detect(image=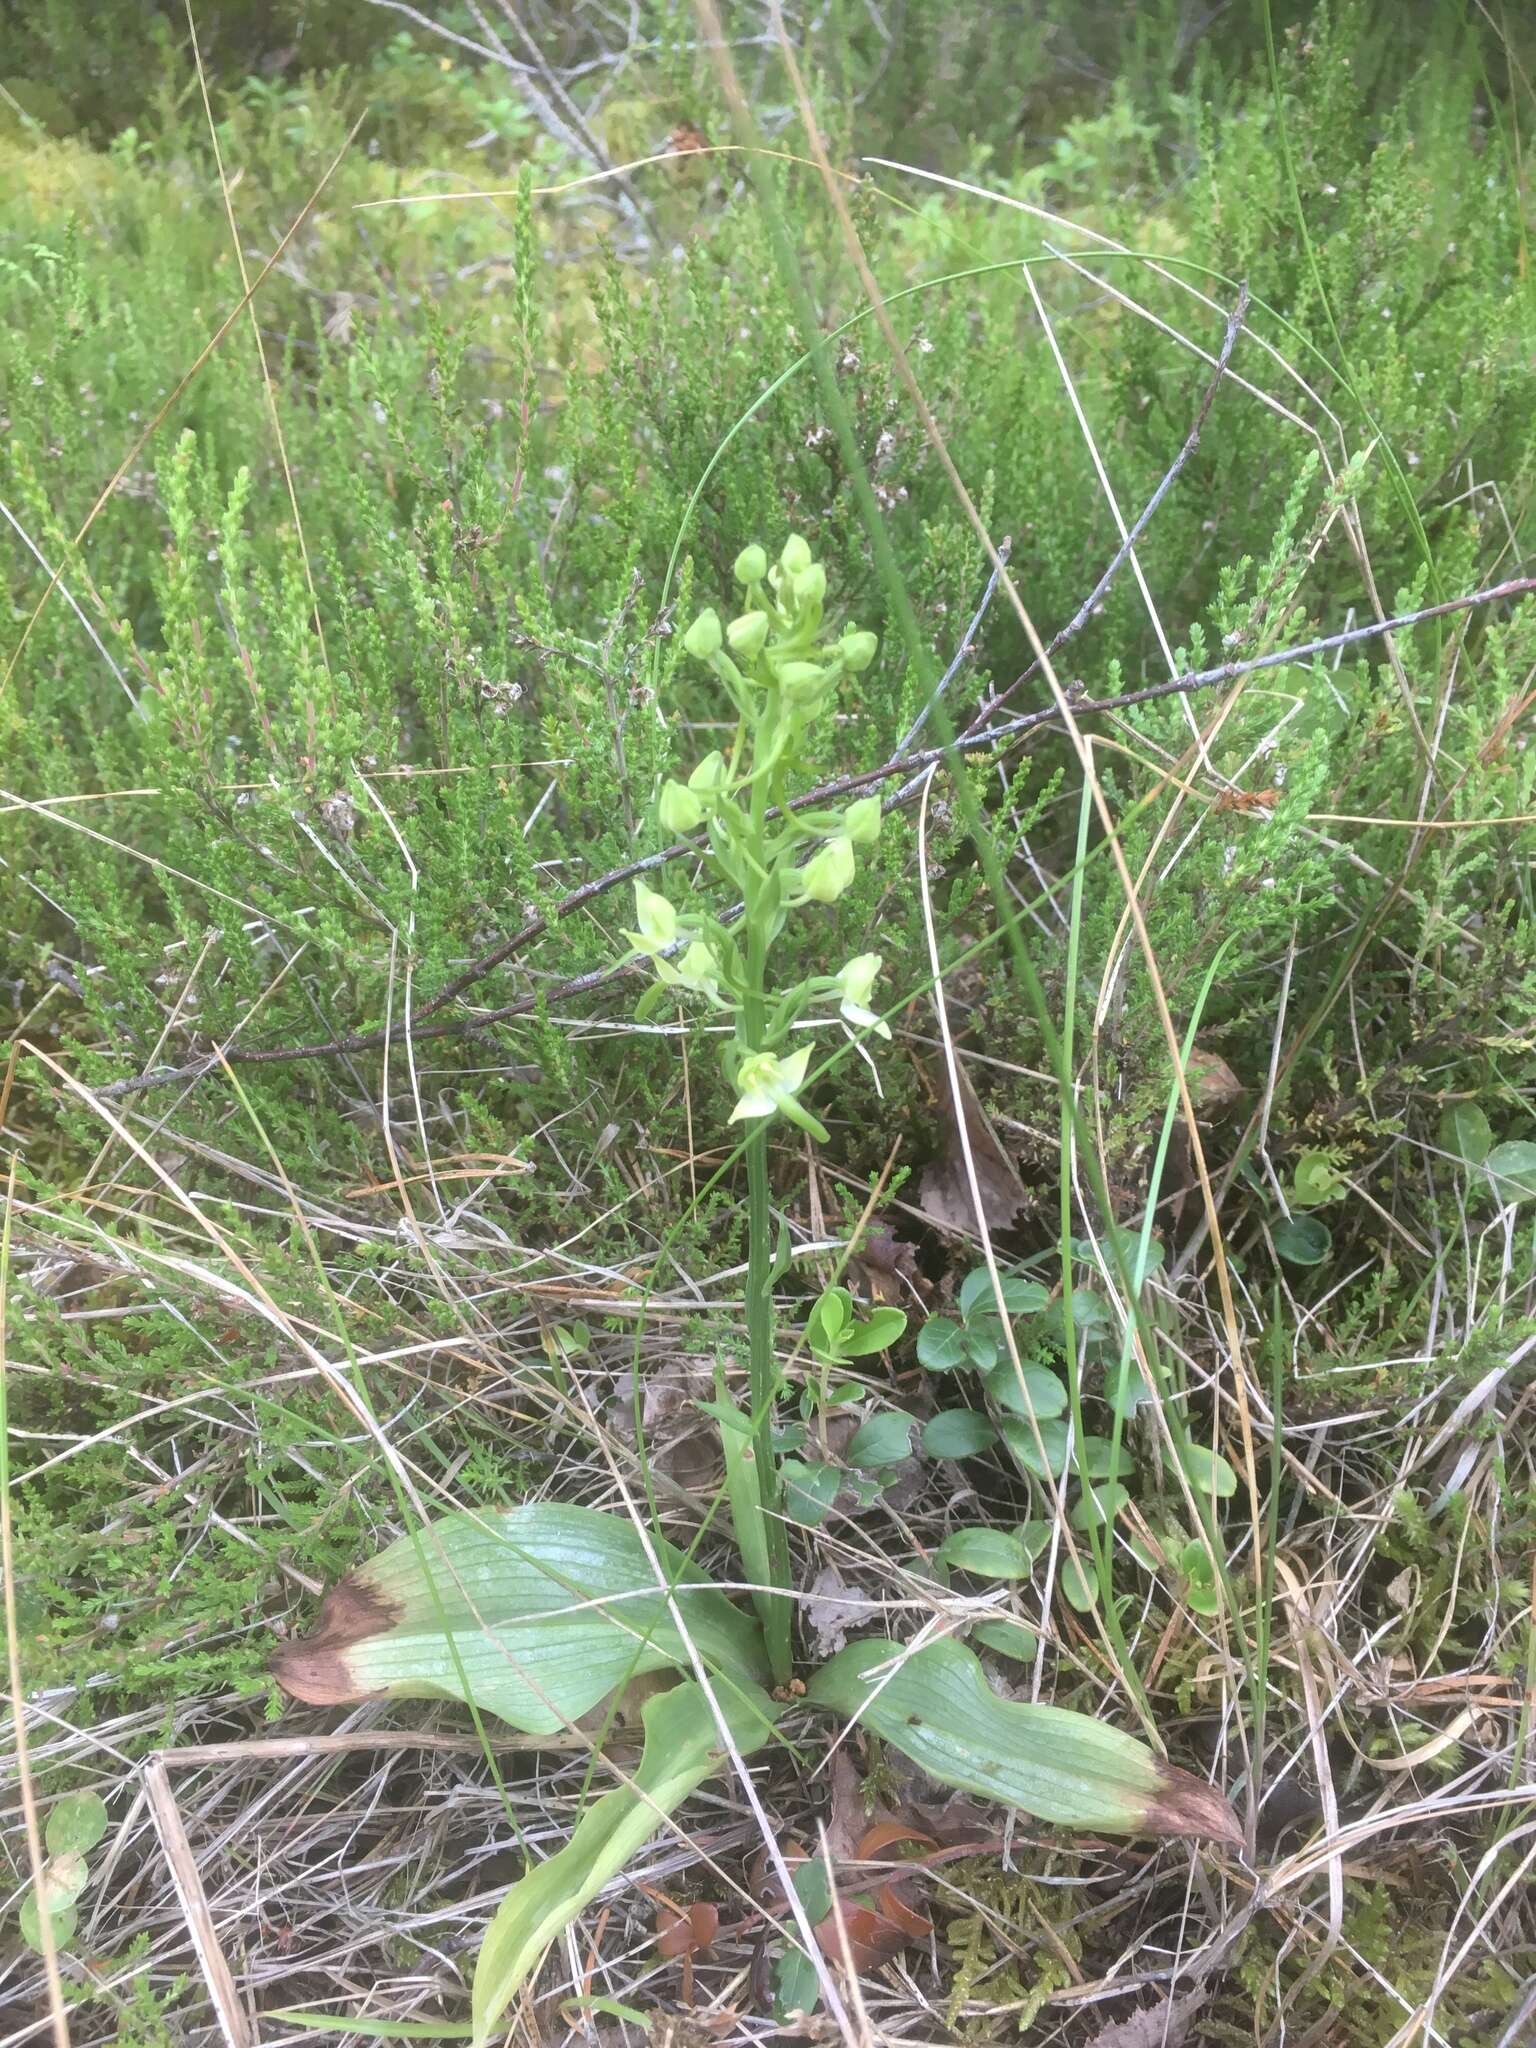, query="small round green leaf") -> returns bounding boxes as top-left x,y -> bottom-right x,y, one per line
997,1416 -> 1070,1479
916,1319 -> 968,1371
1439,1102 -> 1492,1166
963,1321 -> 1004,1371
985,1361 -> 1068,1420
971,1618 -> 1039,1663
921,1409 -> 998,1459
46,1792 -> 108,1858
1272,1214 -> 1331,1266
1484,1141 -> 1536,1204
805,1285 -> 853,1361
773,1945 -> 821,2025
939,1527 -> 1036,1579
1179,1540 -> 1222,1616
1078,1435 -> 1136,1481
1178,1442 -> 1238,1499
782,1460 -> 840,1527
839,1305 -> 909,1357
959,1269 -> 1049,1319
1070,1480 -> 1130,1530
1290,1150 -> 1343,1207
21,1893 -> 78,1954
1106,1361 -> 1153,1417
1064,1289 -> 1114,1337
847,1409 -> 916,1469
1059,1554 -> 1100,1613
